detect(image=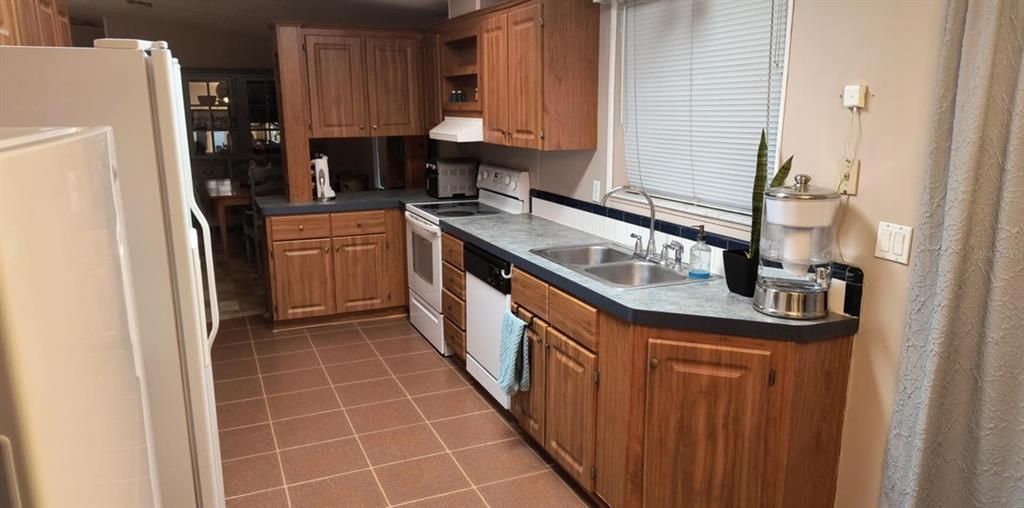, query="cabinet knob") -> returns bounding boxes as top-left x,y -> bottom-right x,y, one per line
649,358 -> 660,369
360,125 -> 365,129
372,124 -> 378,129
323,247 -> 329,253
298,224 -> 304,231
335,246 -> 340,252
